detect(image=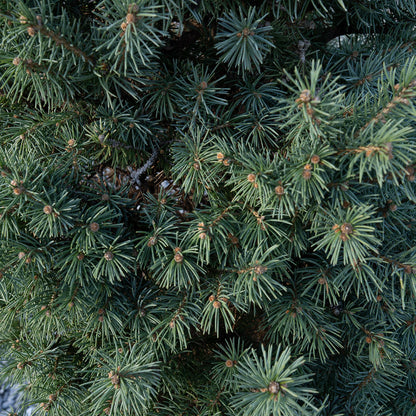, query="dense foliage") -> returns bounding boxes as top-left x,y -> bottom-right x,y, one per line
1,1 -> 416,415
